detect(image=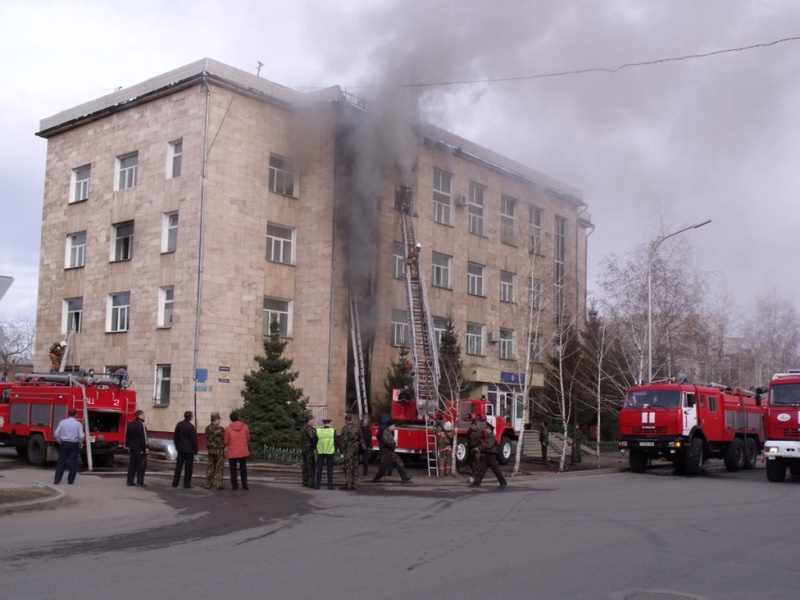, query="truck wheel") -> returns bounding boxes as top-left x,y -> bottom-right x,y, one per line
723,438 -> 746,472
744,437 -> 758,469
685,437 -> 704,475
455,437 -> 467,472
629,449 -> 647,473
497,437 -> 513,465
766,458 -> 786,482
27,434 -> 47,467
